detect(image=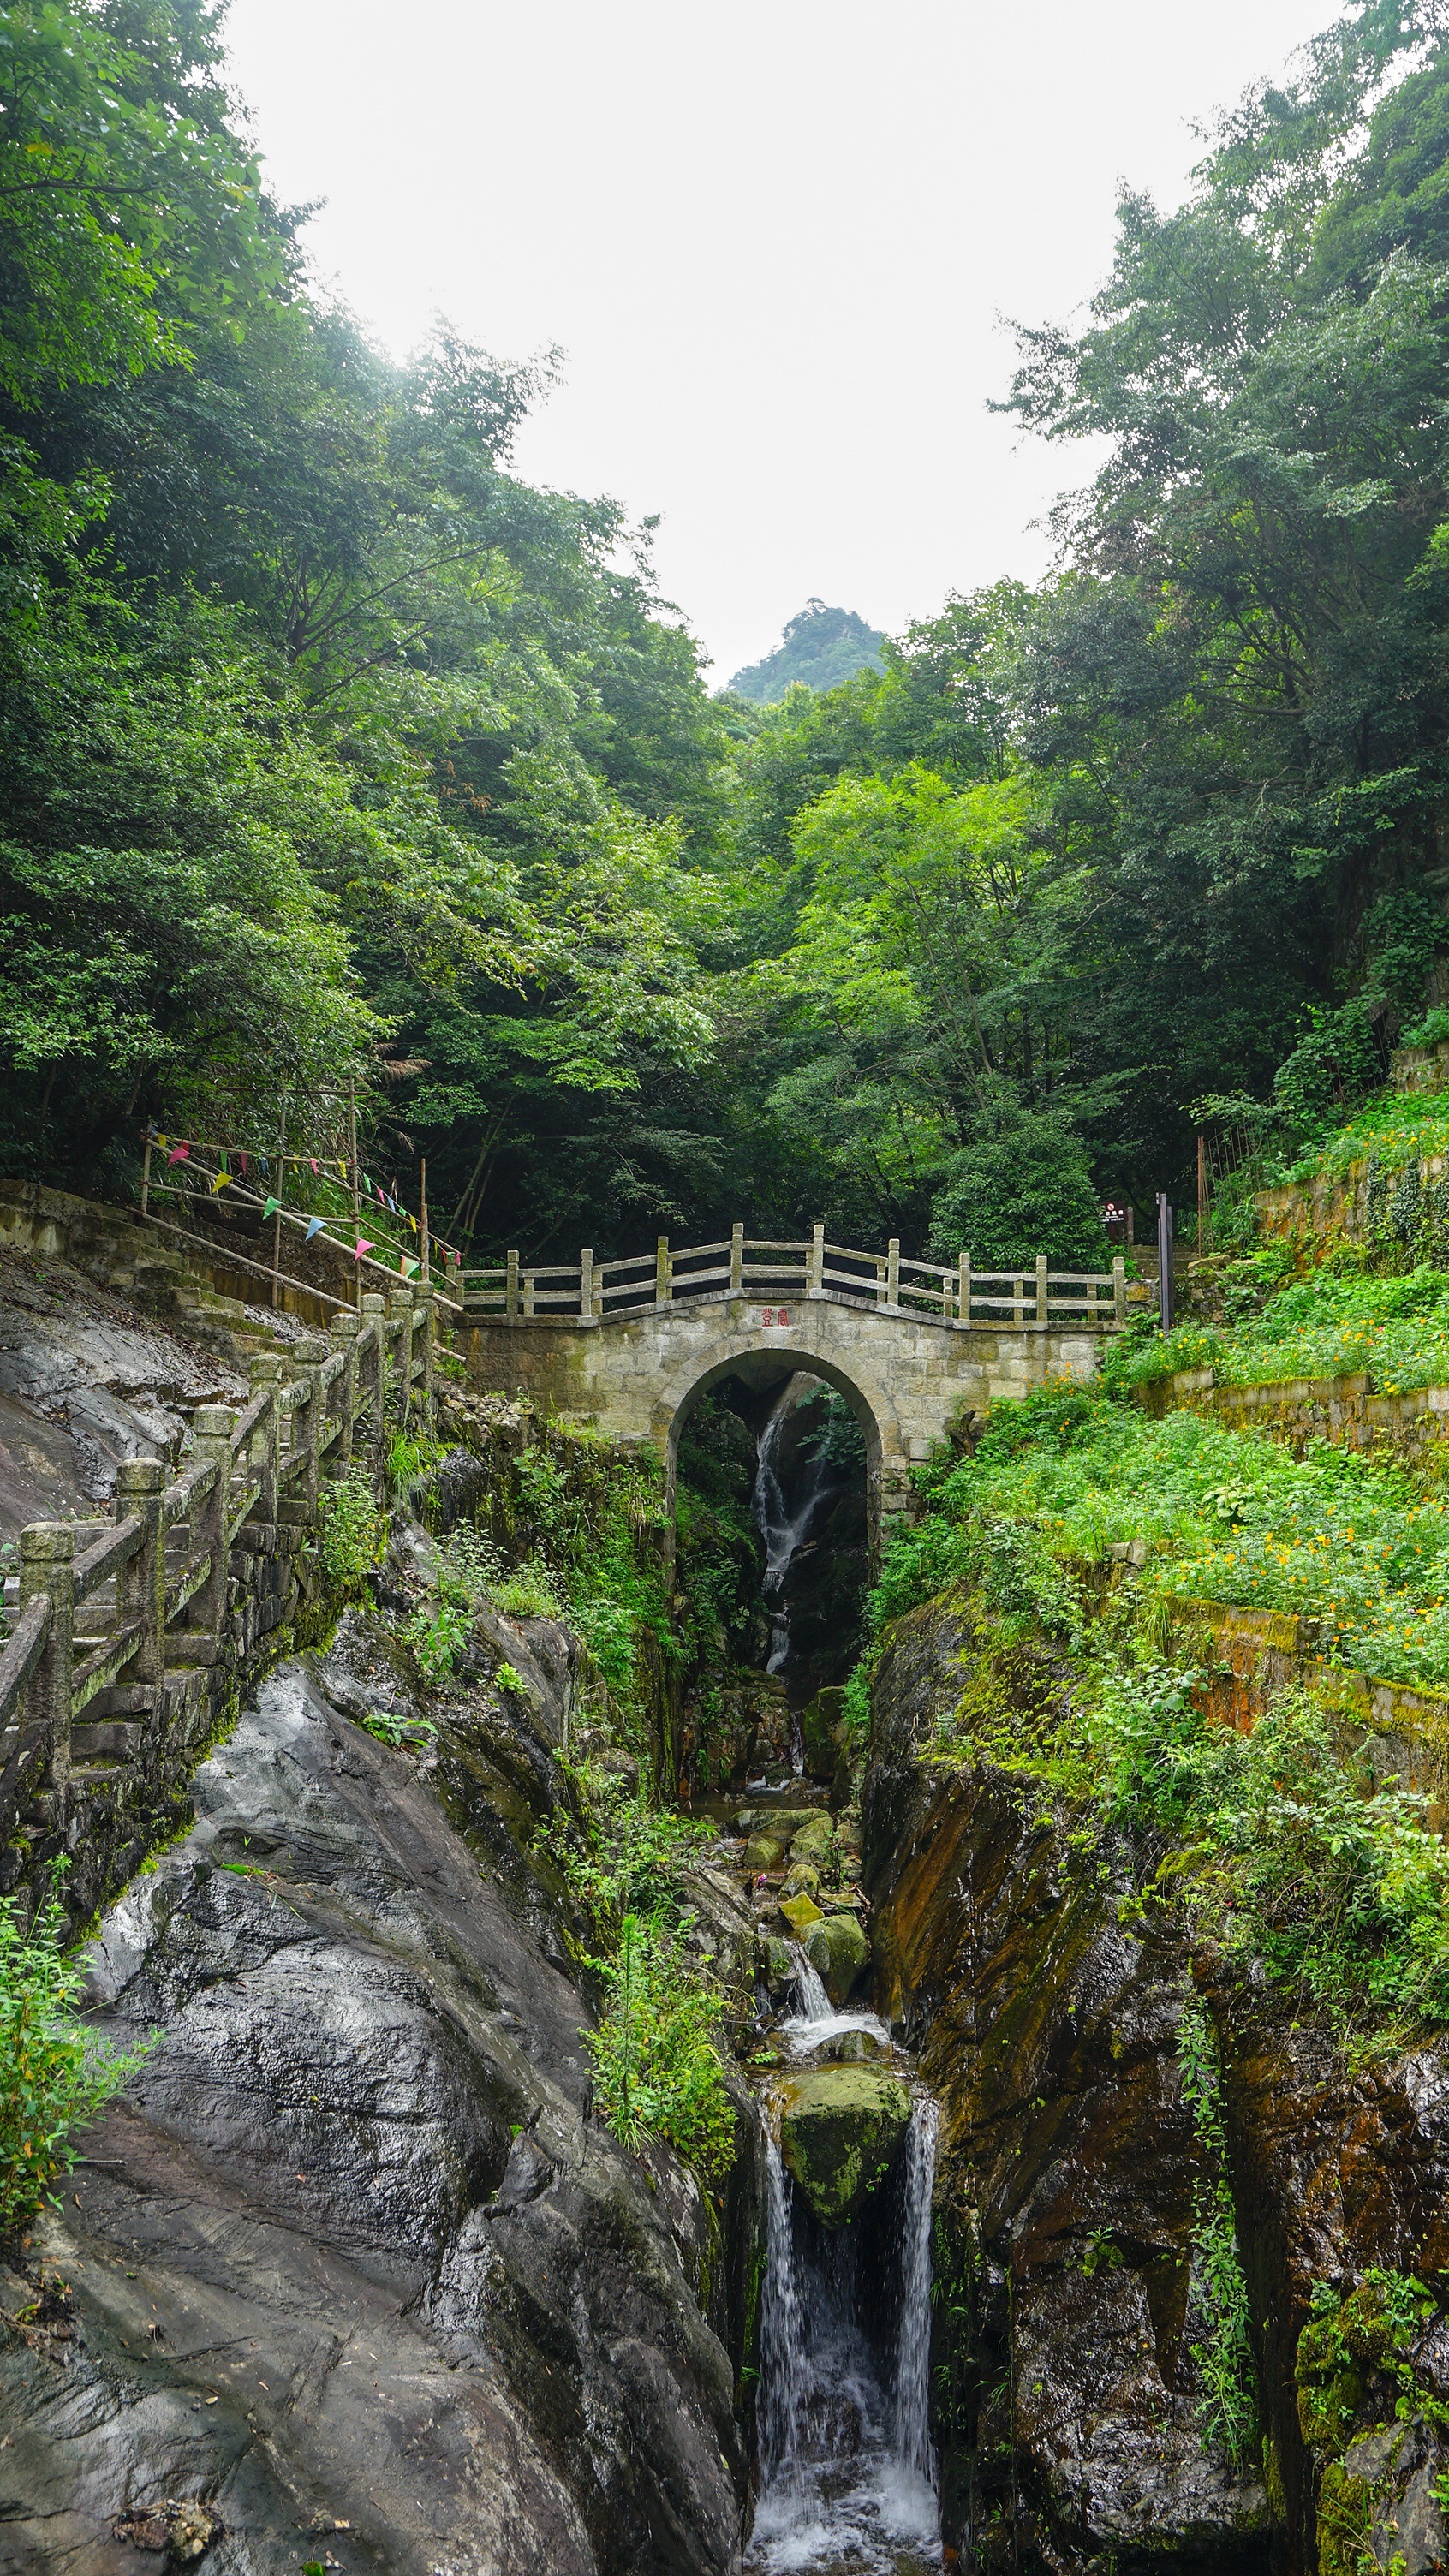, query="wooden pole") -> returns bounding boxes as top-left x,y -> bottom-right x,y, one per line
1196,1132 -> 1208,1254
271,1095 -> 288,1309
347,1083 -> 361,1308
420,1155 -> 429,1284
140,1133 -> 152,1217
